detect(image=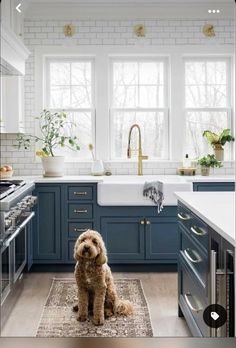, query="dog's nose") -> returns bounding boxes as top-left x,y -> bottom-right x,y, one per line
84,245 -> 90,251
